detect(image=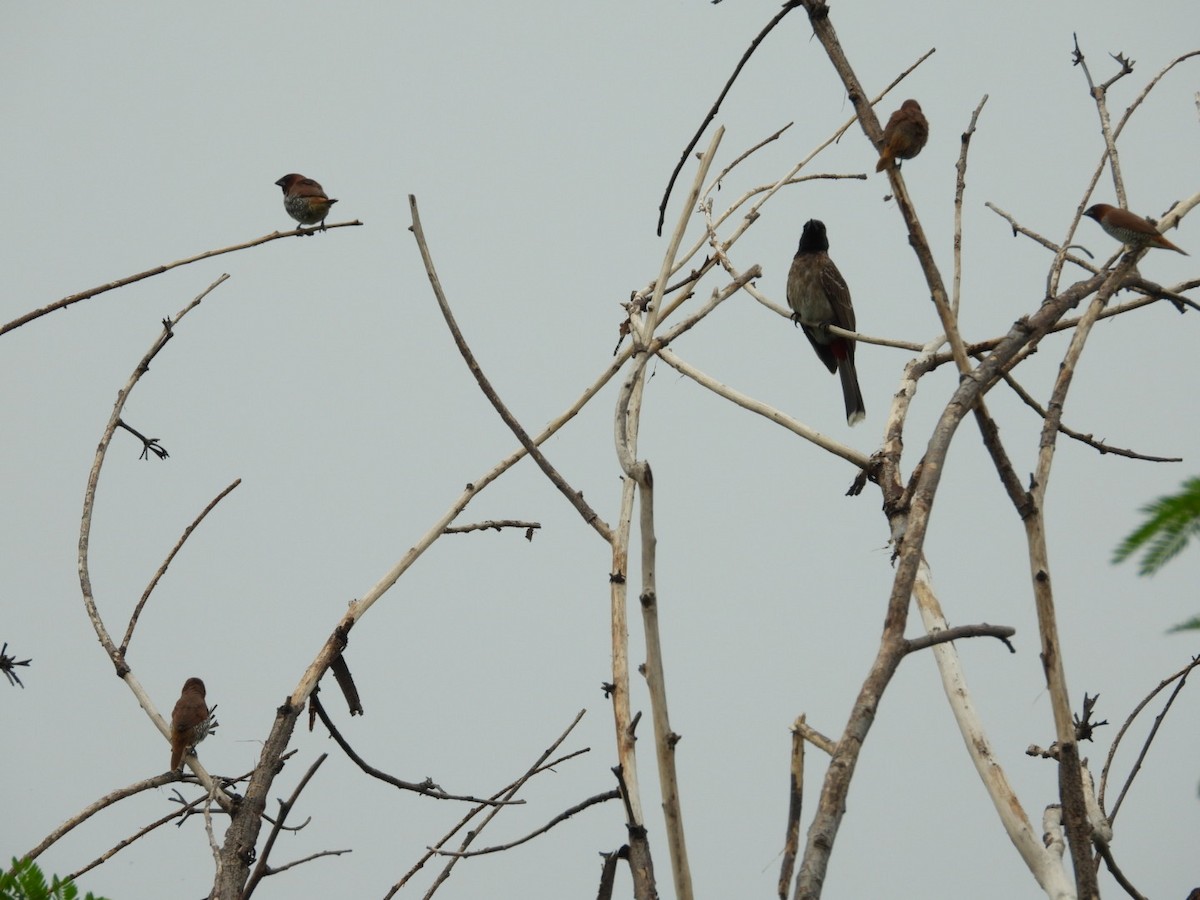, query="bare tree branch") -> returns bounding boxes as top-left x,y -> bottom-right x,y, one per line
0,224 -> 360,338
120,479 -> 242,657
409,194 -> 613,543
